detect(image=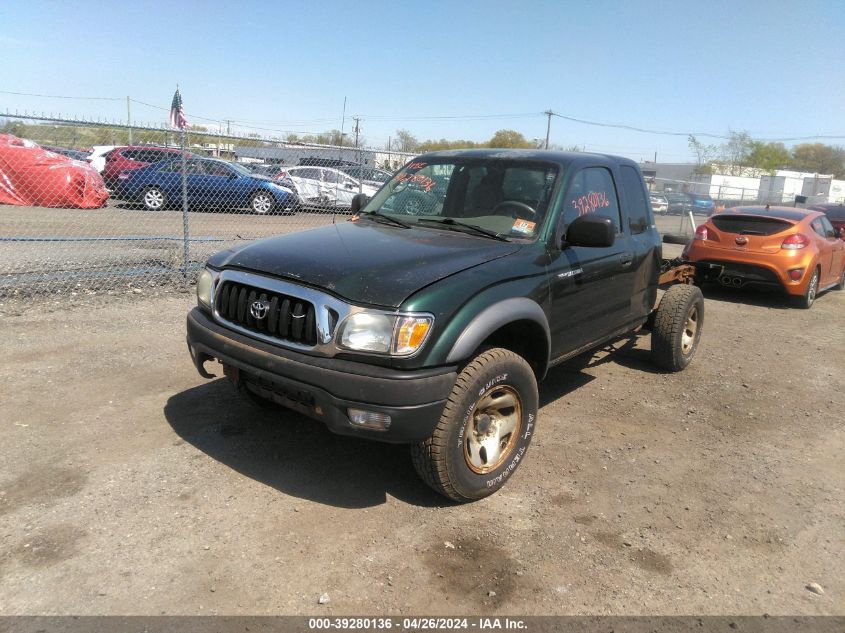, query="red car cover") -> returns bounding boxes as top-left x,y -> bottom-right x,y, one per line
0,134 -> 109,208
